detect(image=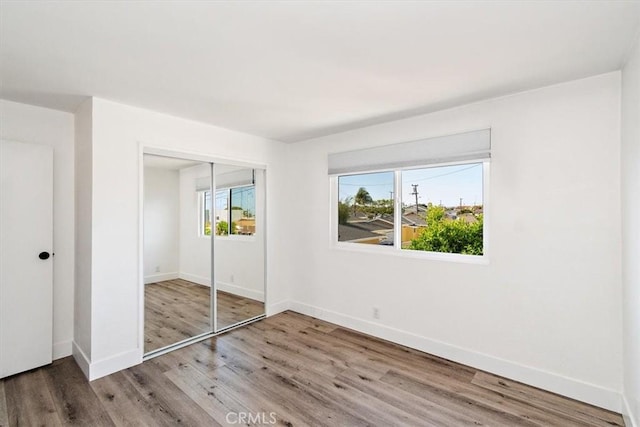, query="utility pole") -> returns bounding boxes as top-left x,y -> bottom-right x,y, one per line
411,184 -> 419,216
459,197 -> 463,207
